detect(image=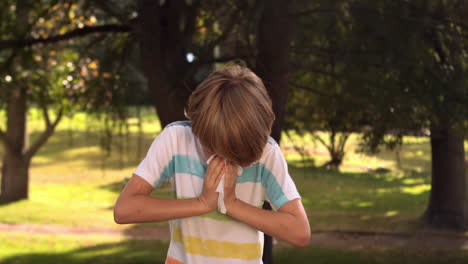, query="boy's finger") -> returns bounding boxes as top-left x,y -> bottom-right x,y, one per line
224,163 -> 236,185
211,156 -> 224,170
209,158 -> 225,183
207,156 -> 223,174
213,166 -> 225,187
